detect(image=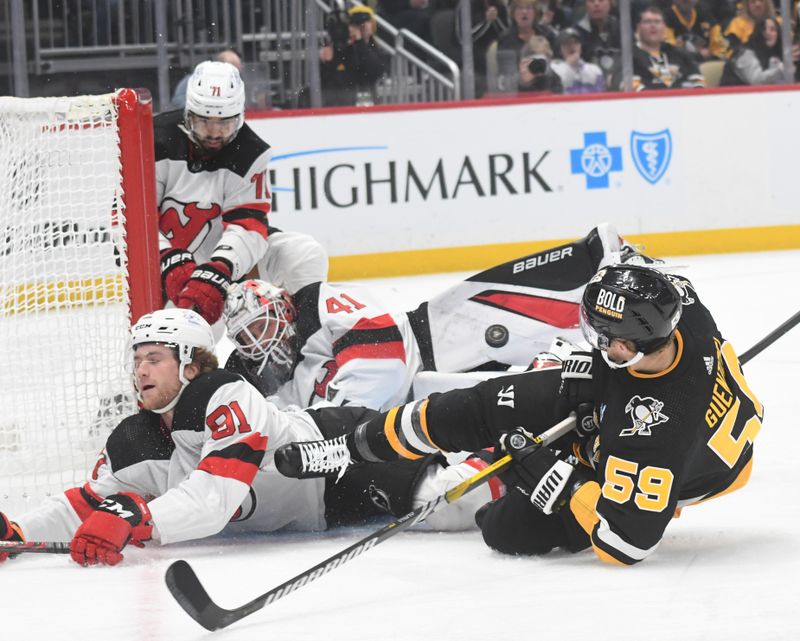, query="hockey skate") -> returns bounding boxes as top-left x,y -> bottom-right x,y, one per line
274,435 -> 352,480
